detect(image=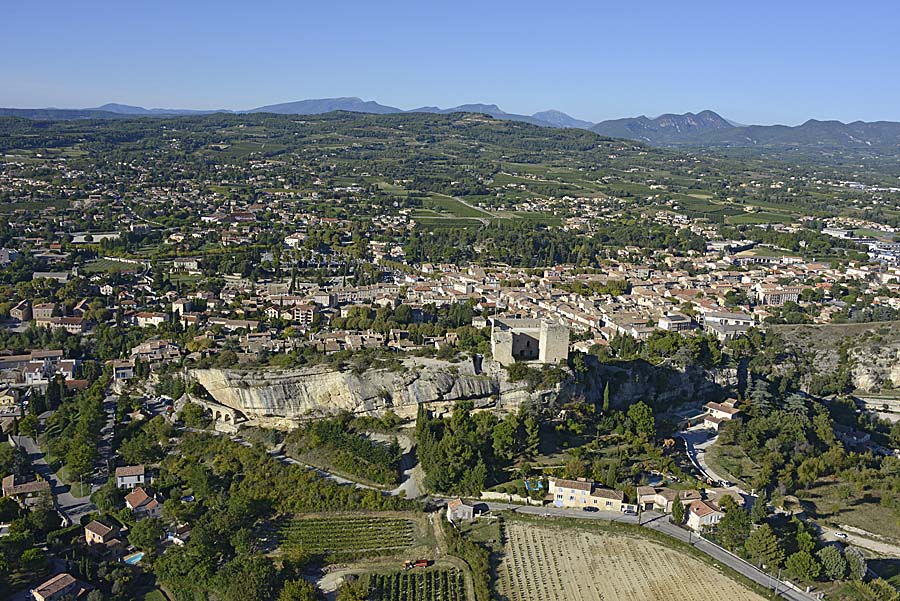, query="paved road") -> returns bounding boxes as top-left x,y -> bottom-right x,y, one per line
470,500 -> 640,524
92,394 -> 118,491
11,435 -> 96,524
